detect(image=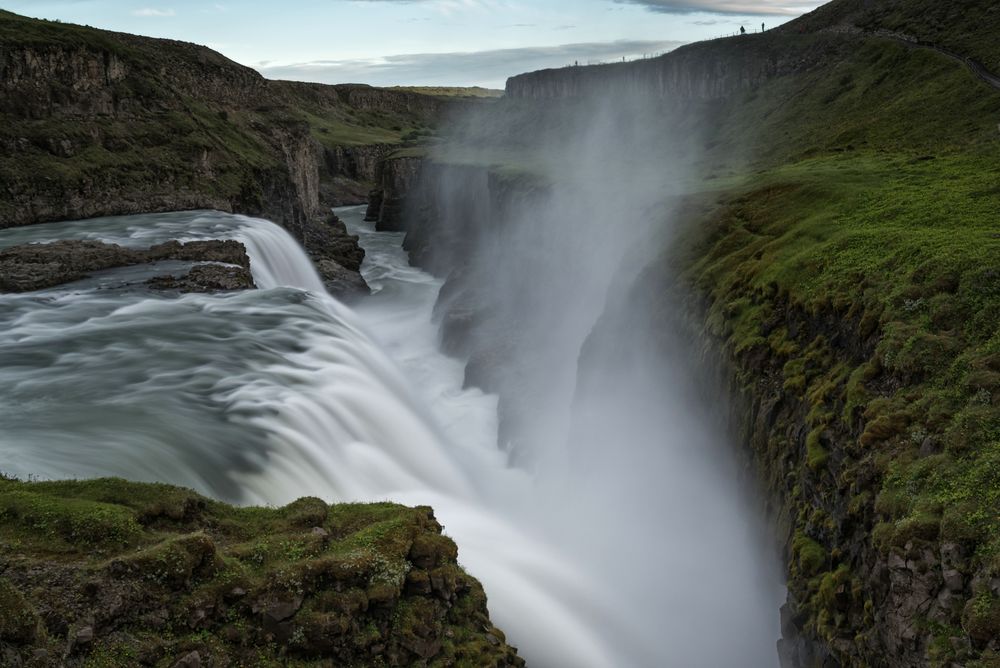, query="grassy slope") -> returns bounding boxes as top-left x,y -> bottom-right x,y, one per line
669,17 -> 1000,663
785,0 -> 1000,73
0,476 -> 522,666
